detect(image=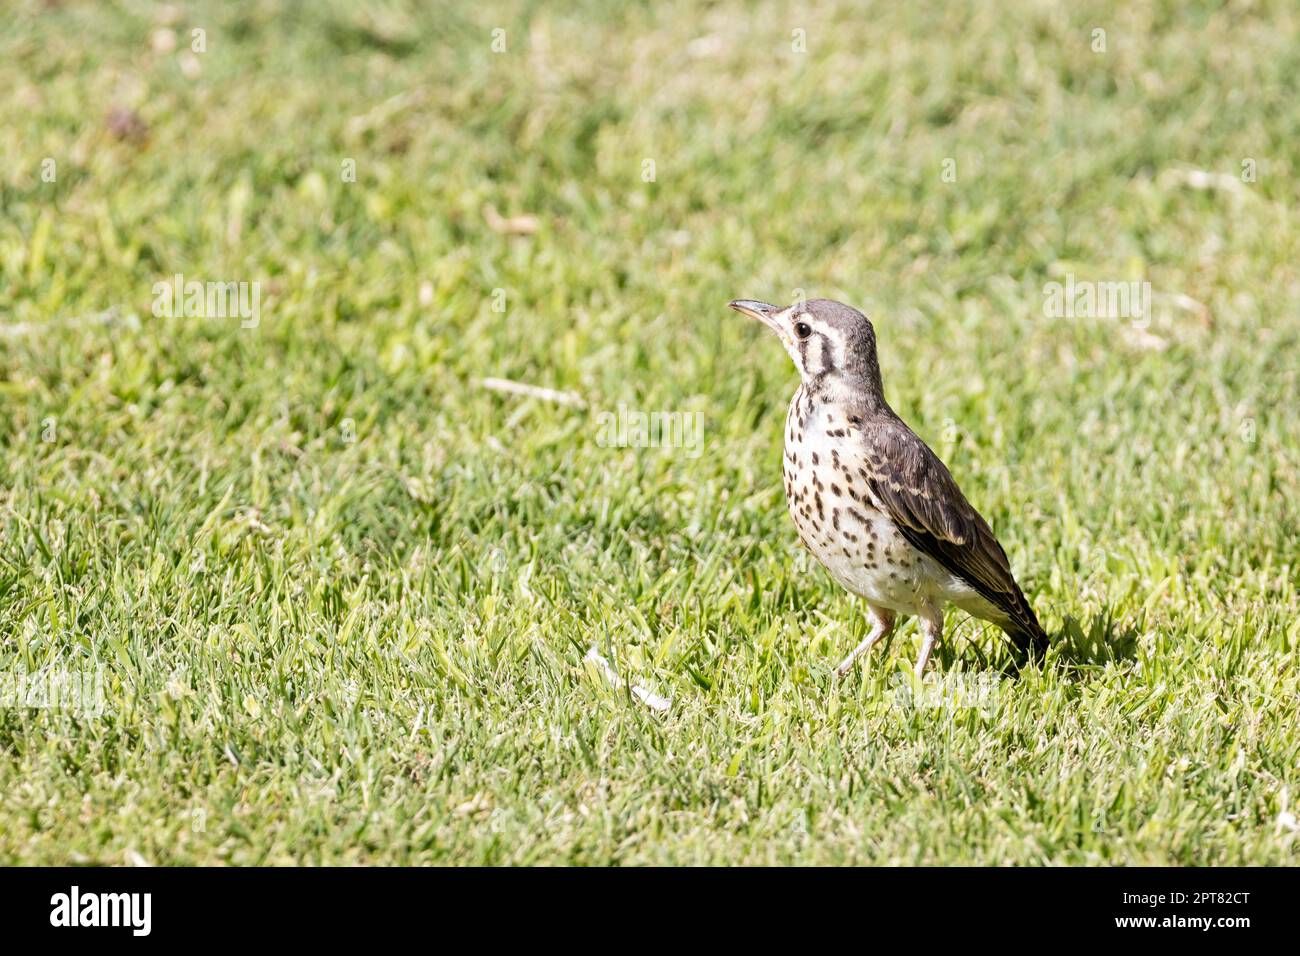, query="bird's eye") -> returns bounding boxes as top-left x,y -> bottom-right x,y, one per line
794,321 -> 812,339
